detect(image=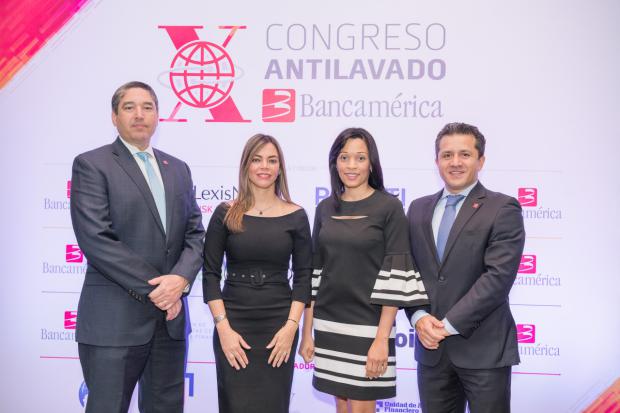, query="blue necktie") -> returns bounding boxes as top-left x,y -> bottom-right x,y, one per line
436,194 -> 464,262
136,152 -> 166,233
